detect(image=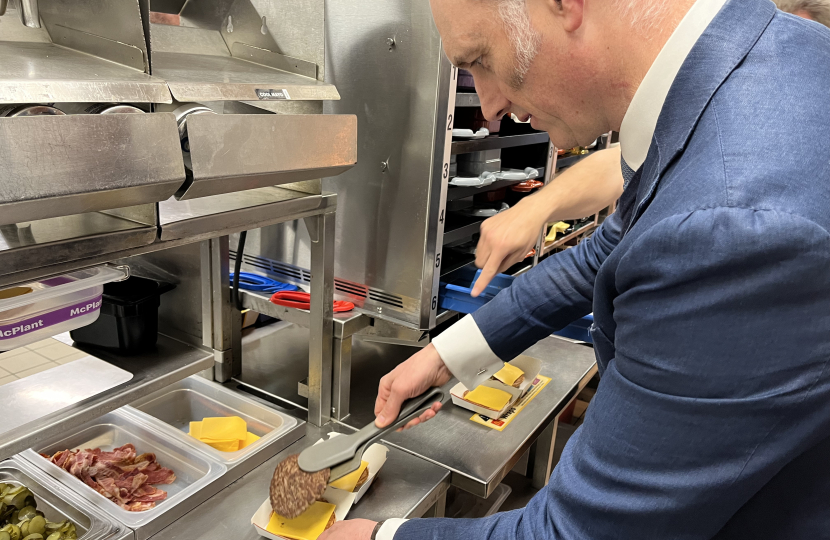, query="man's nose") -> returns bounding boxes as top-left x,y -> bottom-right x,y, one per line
474,77 -> 510,121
